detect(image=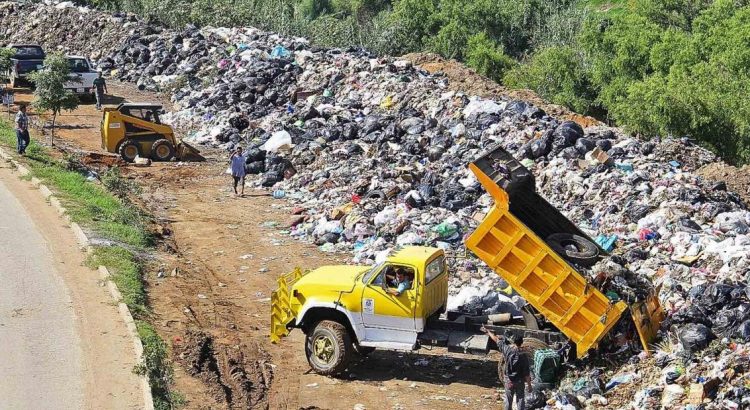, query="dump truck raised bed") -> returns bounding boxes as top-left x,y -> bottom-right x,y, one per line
270,144 -> 664,377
